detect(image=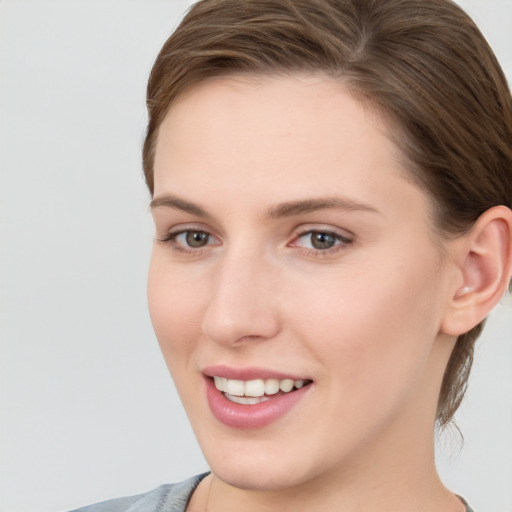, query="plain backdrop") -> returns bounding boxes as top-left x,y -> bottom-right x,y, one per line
0,1 -> 511,511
